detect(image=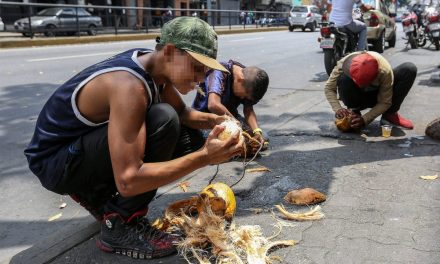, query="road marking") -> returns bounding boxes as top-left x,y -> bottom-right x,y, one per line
27,51 -> 120,62
228,37 -> 264,42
